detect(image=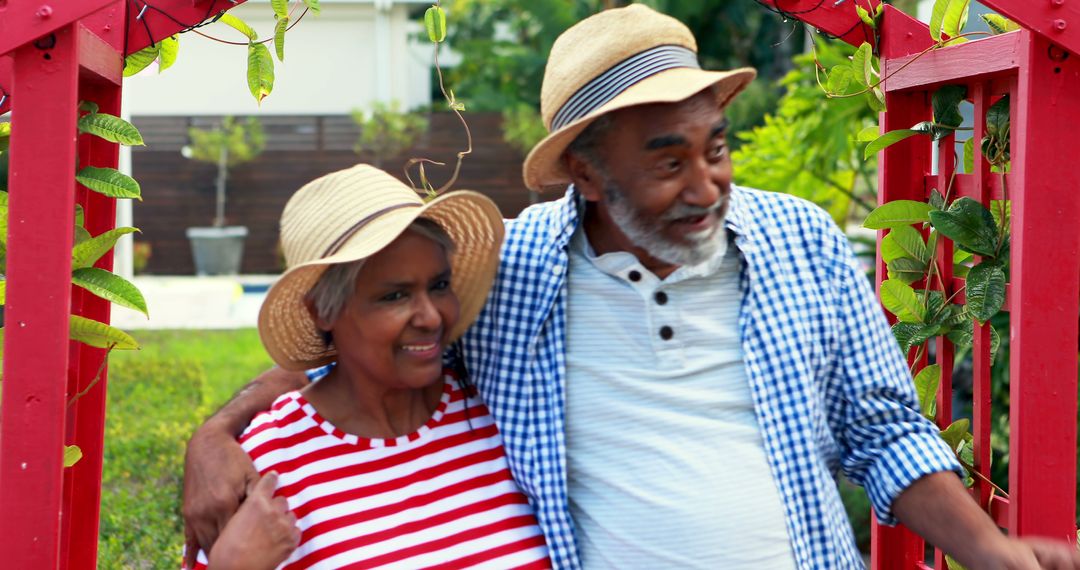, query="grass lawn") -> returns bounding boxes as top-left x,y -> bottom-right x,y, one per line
98,329 -> 272,569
